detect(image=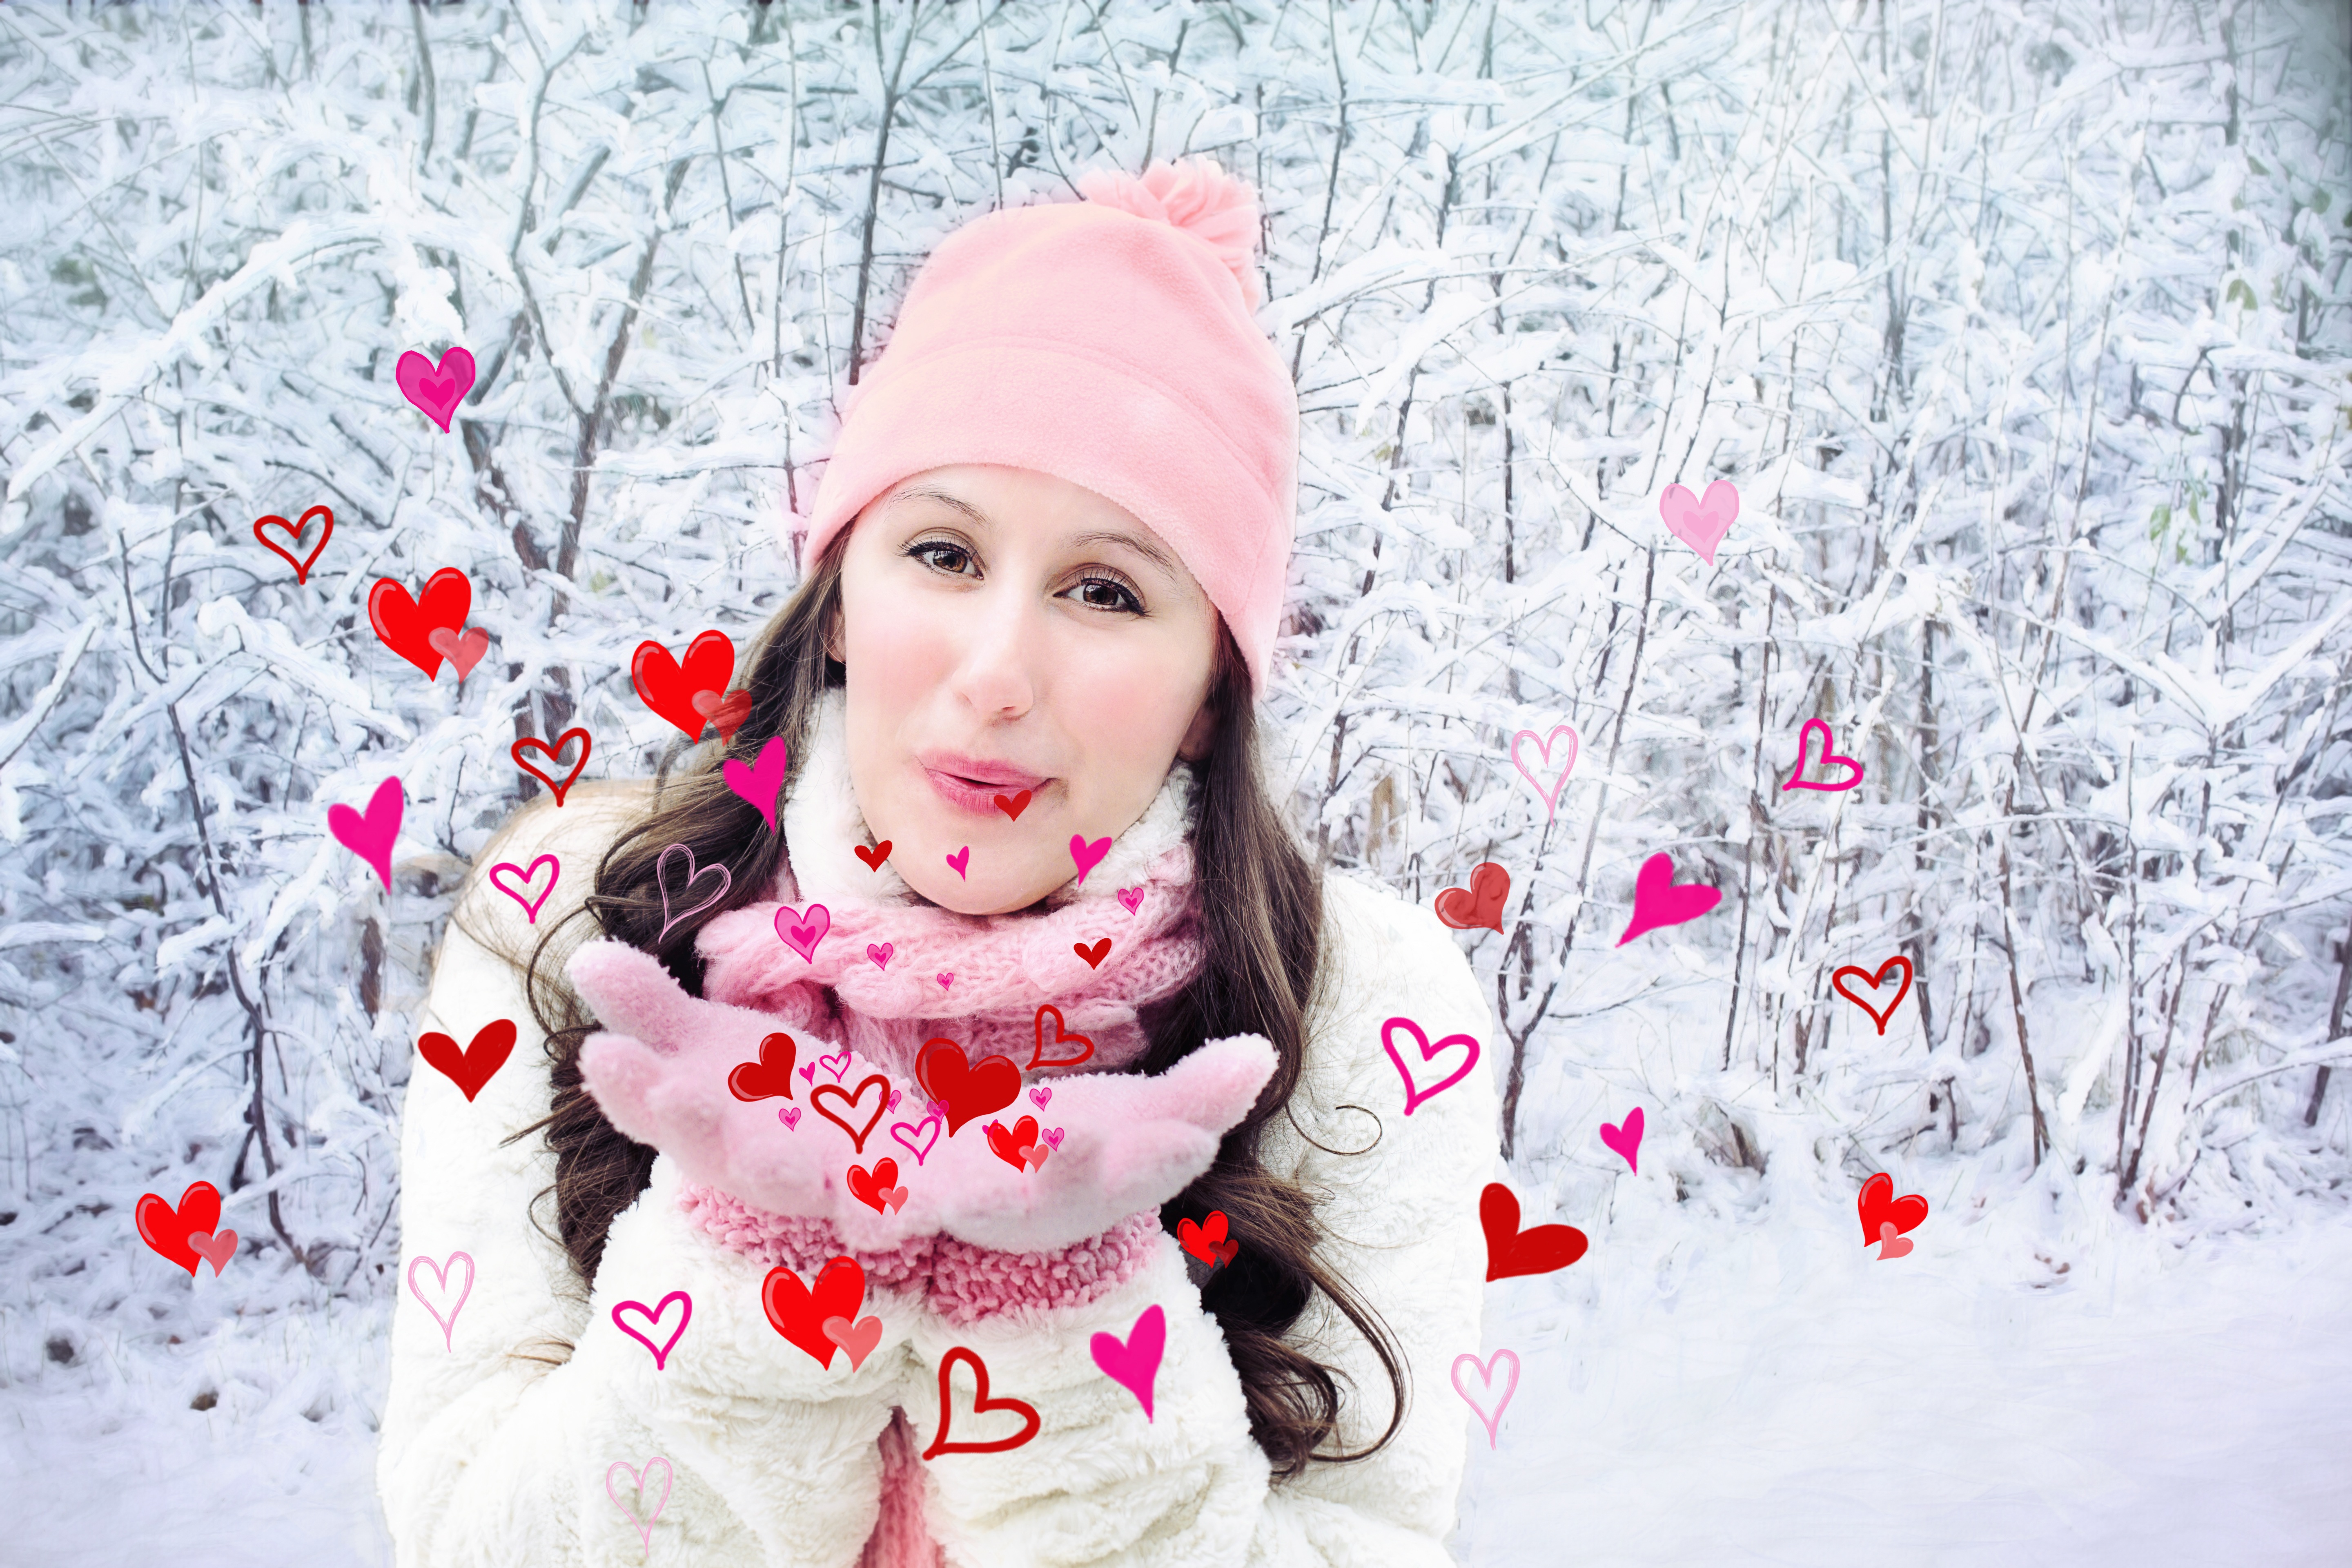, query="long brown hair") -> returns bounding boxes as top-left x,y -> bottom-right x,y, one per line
489,528 -> 1406,1478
